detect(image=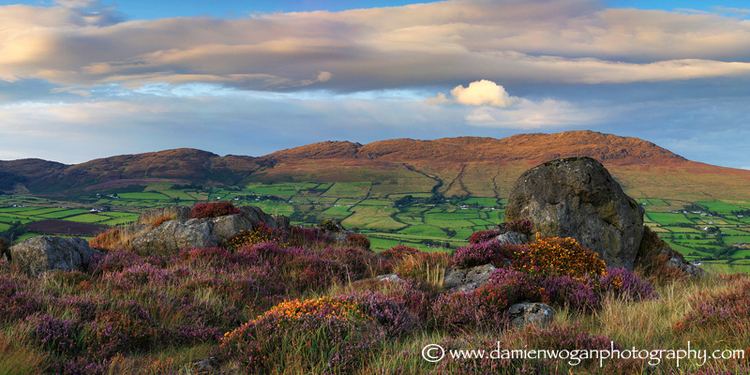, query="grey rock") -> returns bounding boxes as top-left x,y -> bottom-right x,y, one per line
376,274 -> 403,283
10,236 -> 98,275
192,357 -> 218,374
444,264 -> 496,292
666,256 -> 705,278
505,157 -> 644,269
129,206 -> 282,255
508,302 -> 555,328
496,231 -> 529,246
